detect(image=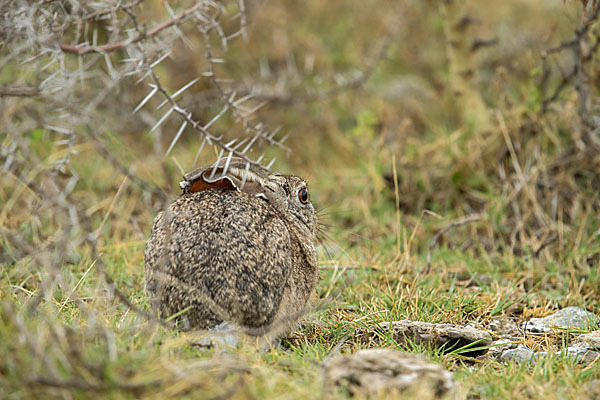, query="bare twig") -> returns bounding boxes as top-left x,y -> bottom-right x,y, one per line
534,235 -> 559,258
81,0 -> 144,22
0,83 -> 40,97
60,2 -> 209,55
425,215 -> 482,273
540,4 -> 600,116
